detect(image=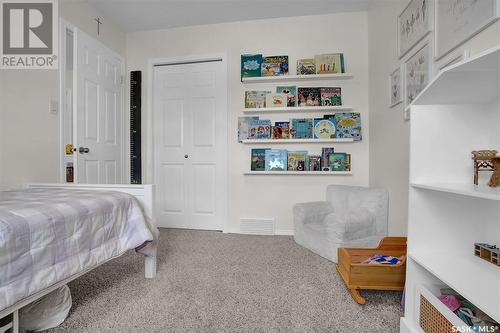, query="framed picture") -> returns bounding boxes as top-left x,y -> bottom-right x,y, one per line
389,65 -> 403,107
398,0 -> 432,58
435,0 -> 500,59
405,43 -> 432,107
